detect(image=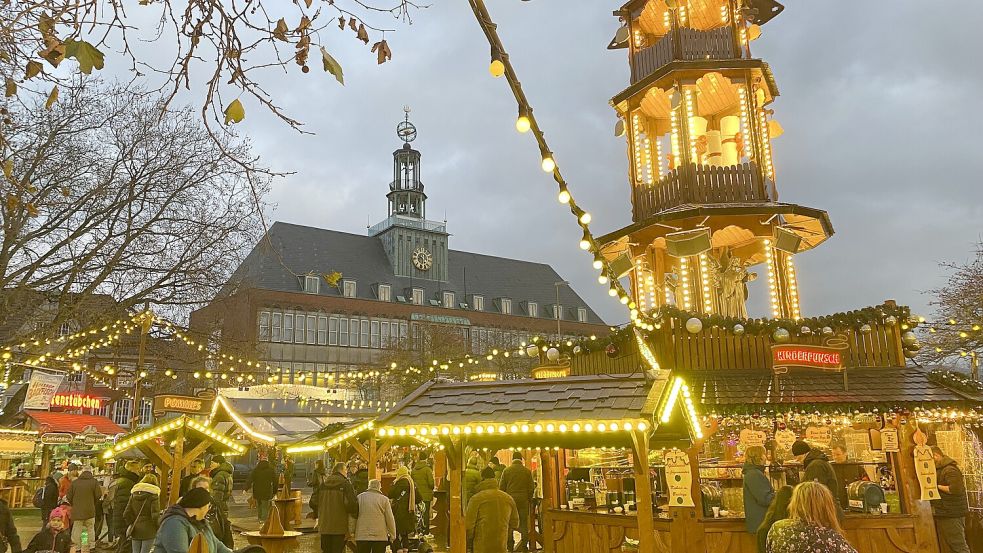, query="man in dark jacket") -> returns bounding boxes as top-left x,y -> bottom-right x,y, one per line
246,460 -> 278,521
499,452 -> 534,552
67,467 -> 102,553
411,453 -> 435,537
931,446 -> 970,553
208,456 -> 234,517
179,459 -> 206,498
791,440 -> 843,520
0,498 -> 22,553
467,468 -> 518,553
40,475 -> 60,524
111,461 -> 140,545
317,462 -> 358,553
